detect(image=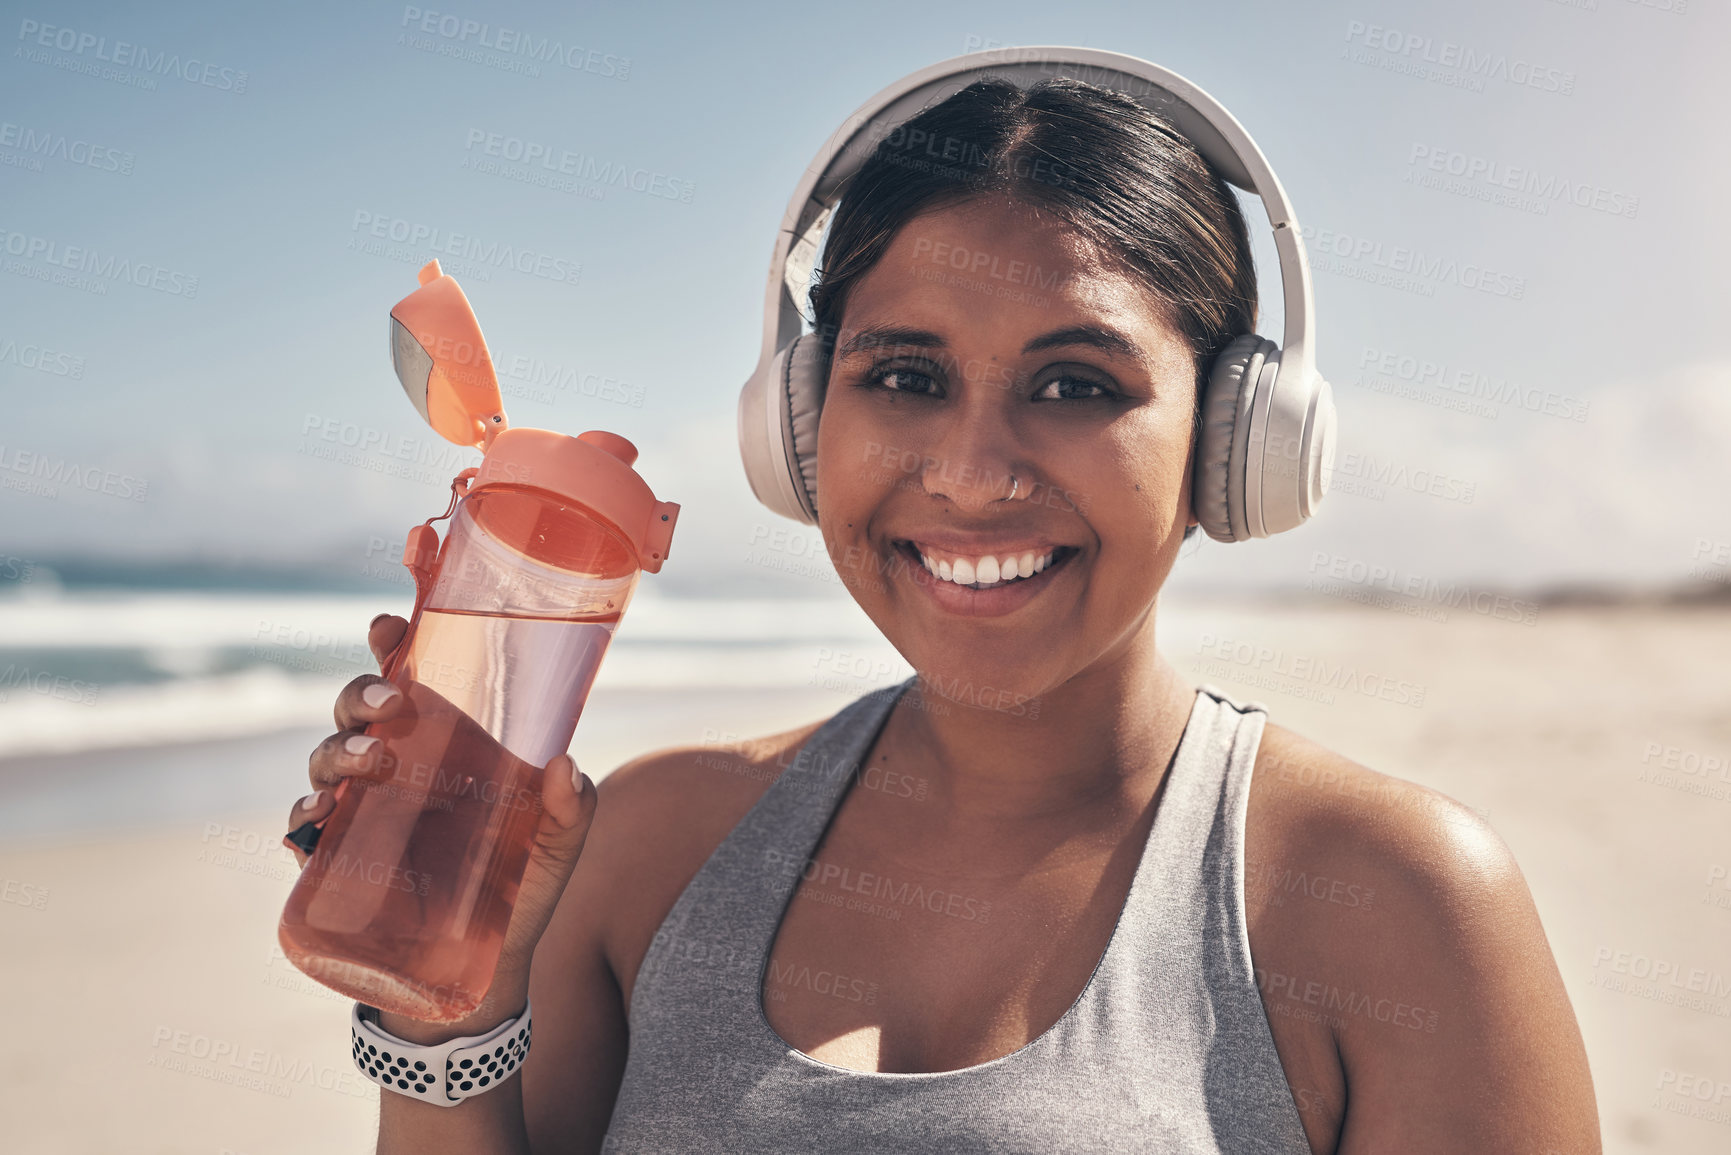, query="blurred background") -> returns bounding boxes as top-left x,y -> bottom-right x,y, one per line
2,0 -> 1727,1151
